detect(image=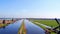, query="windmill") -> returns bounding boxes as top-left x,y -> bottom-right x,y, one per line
45,18 -> 60,34
53,18 -> 60,34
